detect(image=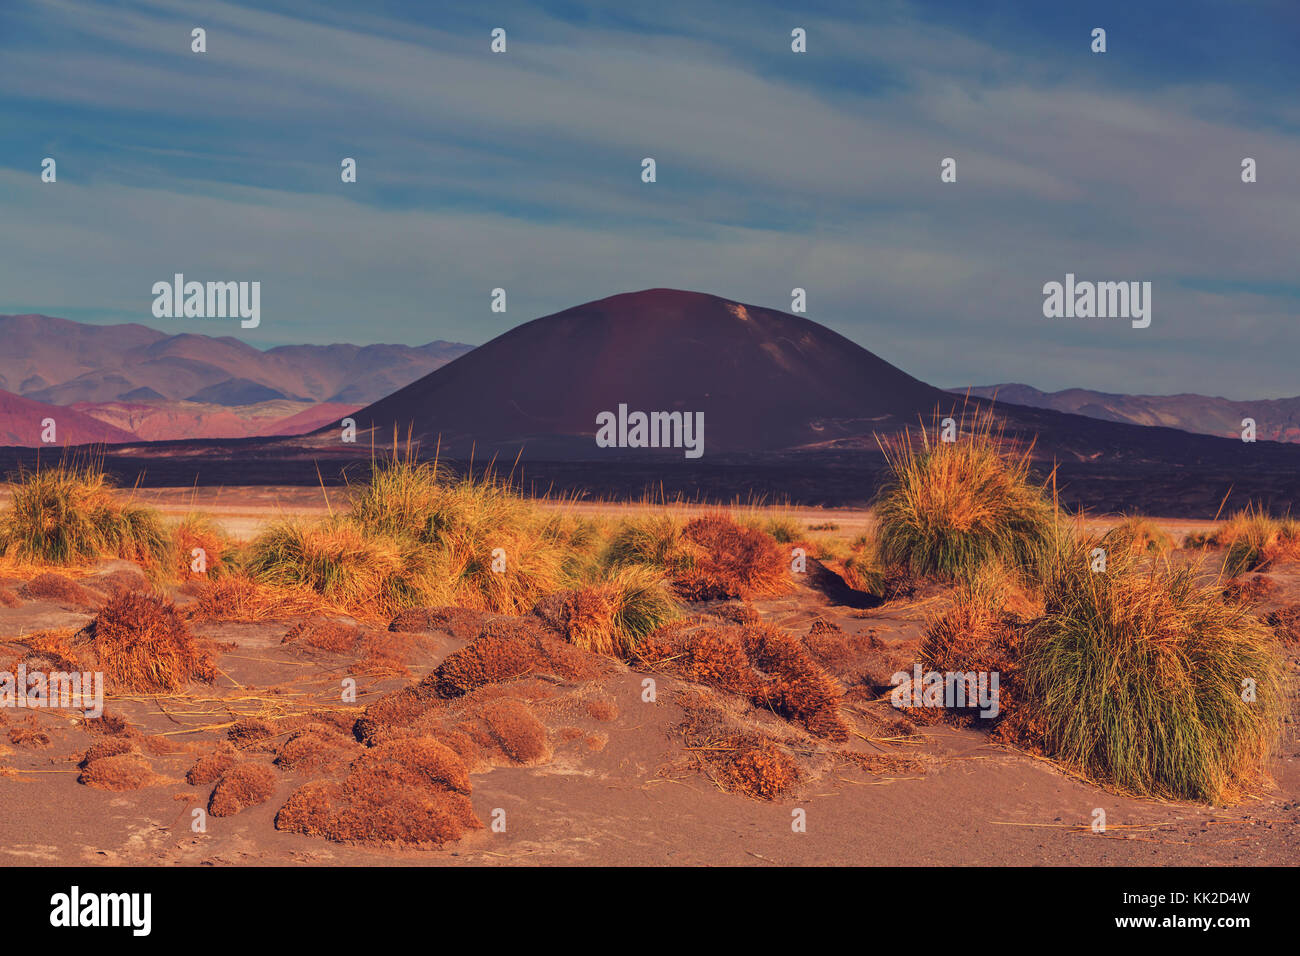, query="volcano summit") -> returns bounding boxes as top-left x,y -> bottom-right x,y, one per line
320,289 -> 948,457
